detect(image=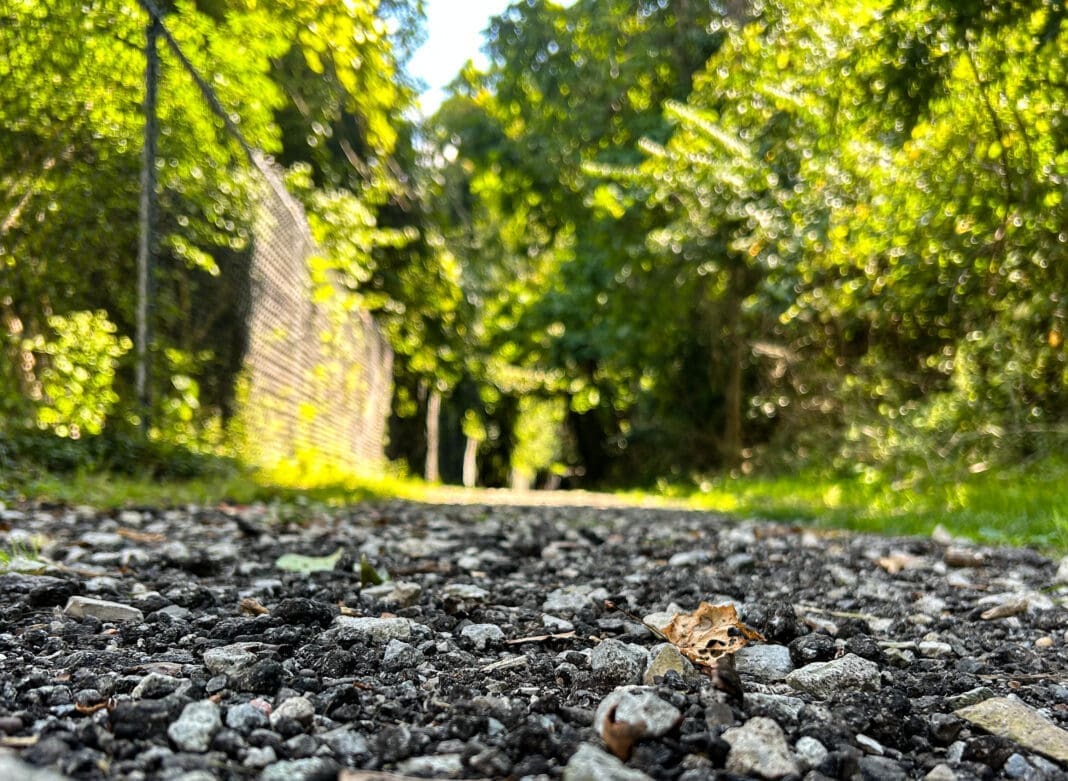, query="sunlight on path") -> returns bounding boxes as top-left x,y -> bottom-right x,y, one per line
420,485 -> 690,510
